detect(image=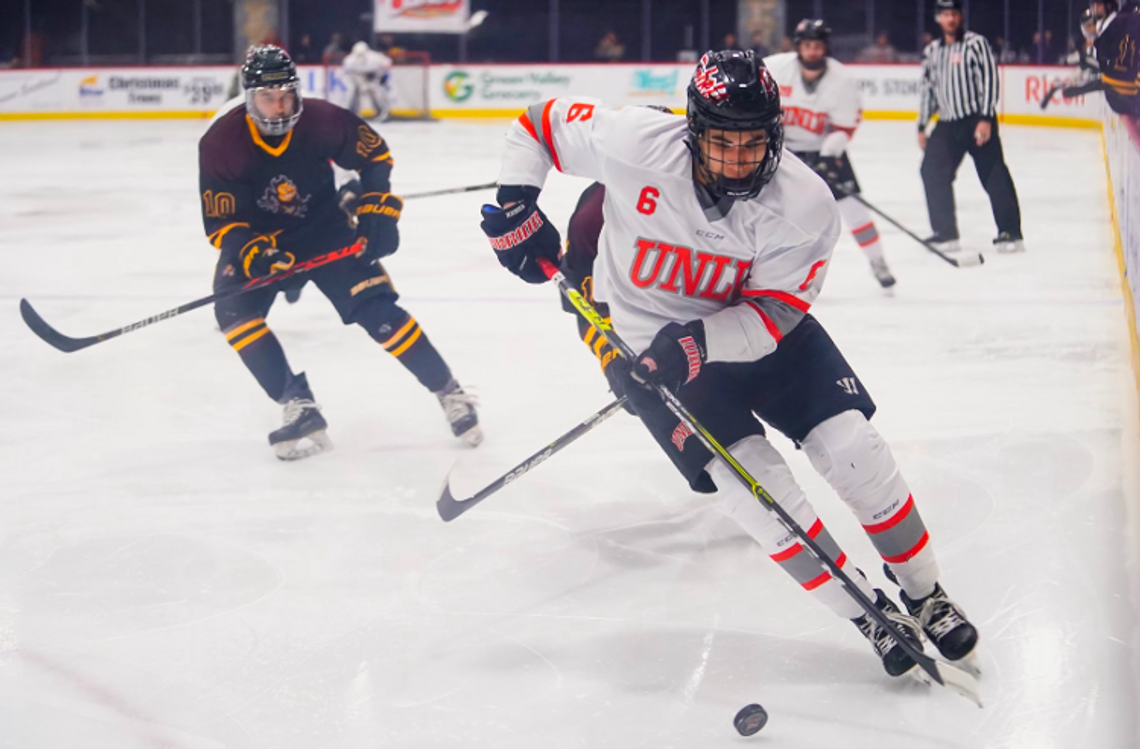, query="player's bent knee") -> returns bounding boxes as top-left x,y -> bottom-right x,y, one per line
708,434 -> 814,548
353,298 -> 410,343
801,410 -> 899,502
